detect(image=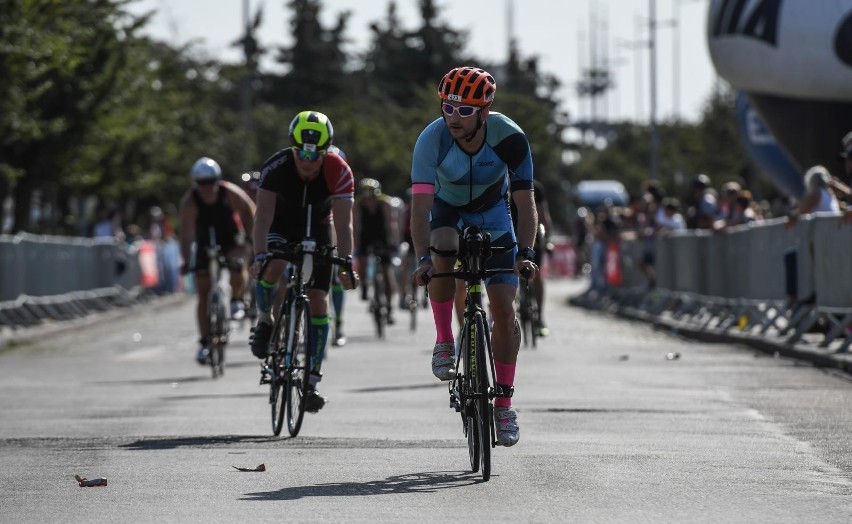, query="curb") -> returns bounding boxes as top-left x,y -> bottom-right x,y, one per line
570,293 -> 852,375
